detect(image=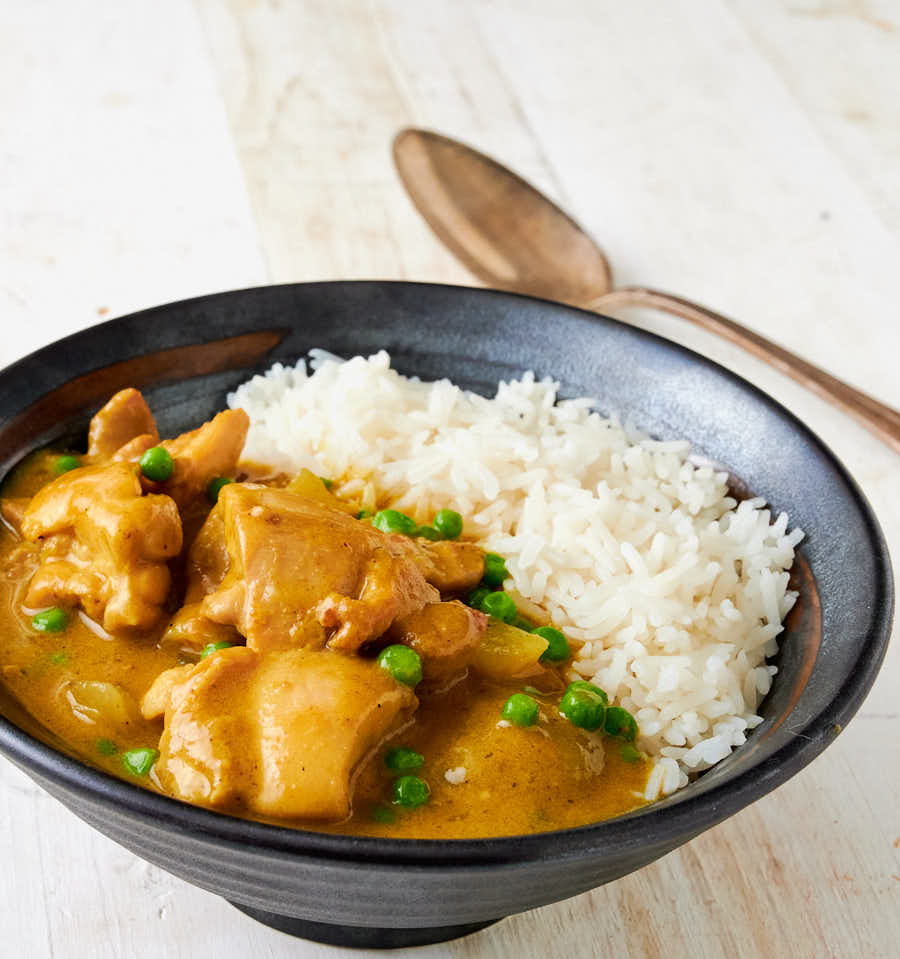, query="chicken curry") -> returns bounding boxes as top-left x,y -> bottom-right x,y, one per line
0,388 -> 649,838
